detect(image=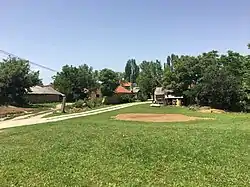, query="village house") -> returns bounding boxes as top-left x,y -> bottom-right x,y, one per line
27,86 -> 64,103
